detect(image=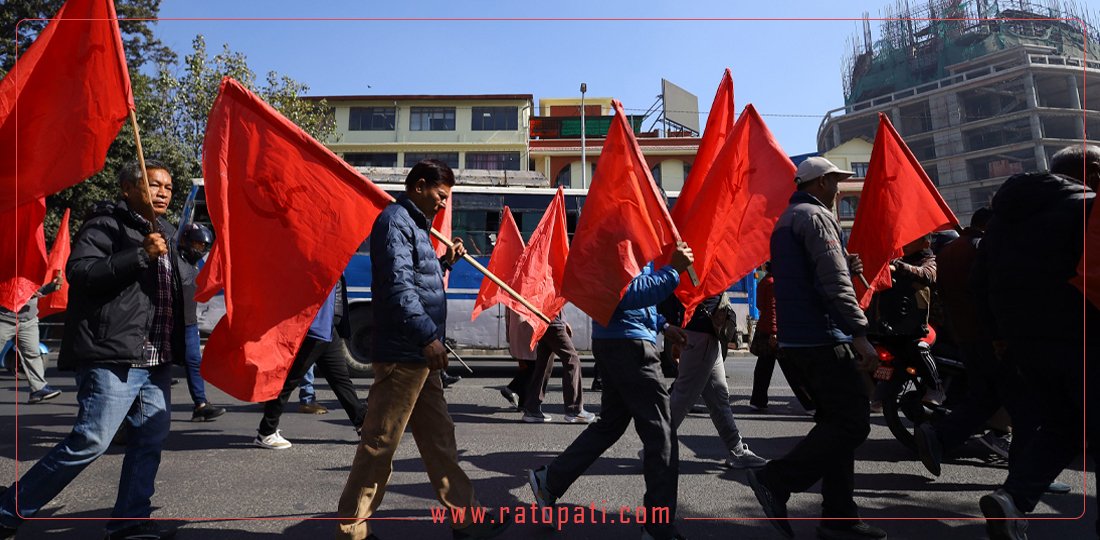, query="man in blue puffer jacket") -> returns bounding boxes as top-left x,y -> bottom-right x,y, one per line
336,159 -> 509,540
529,244 -> 695,540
